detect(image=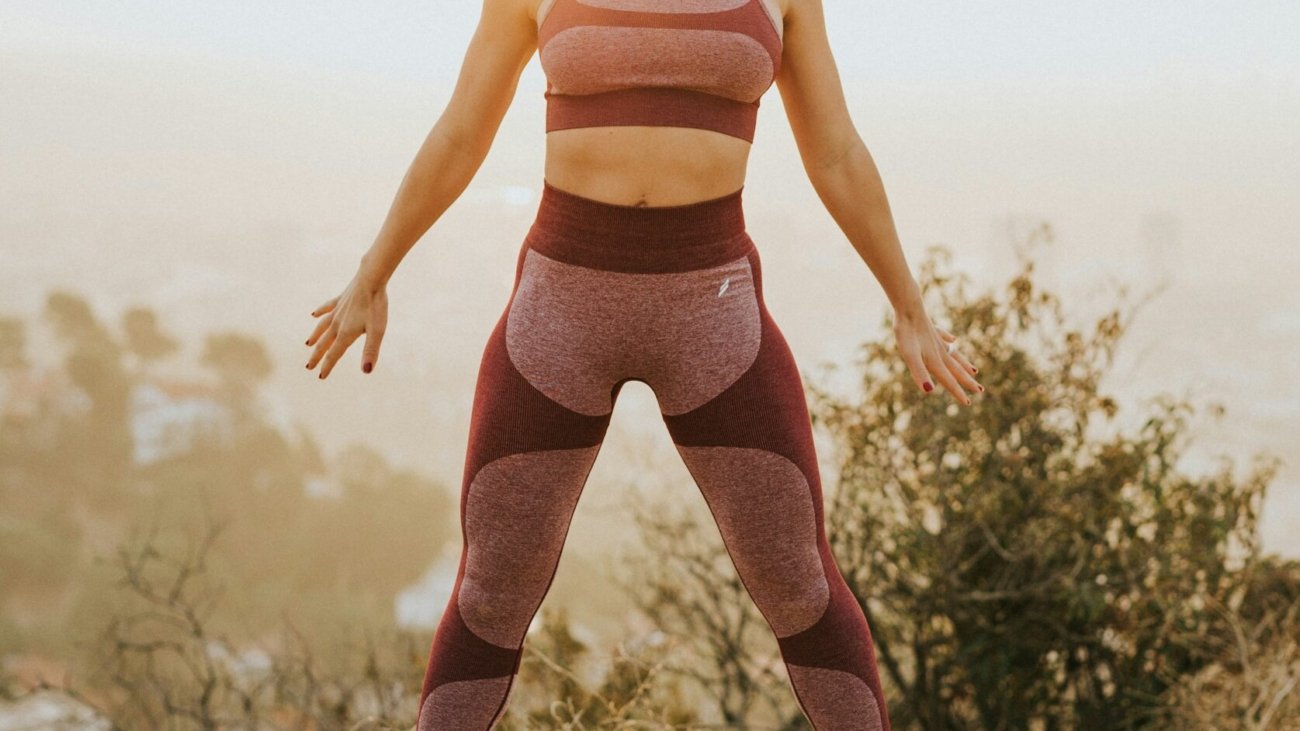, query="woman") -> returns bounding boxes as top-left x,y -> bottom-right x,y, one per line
306,0 -> 982,727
